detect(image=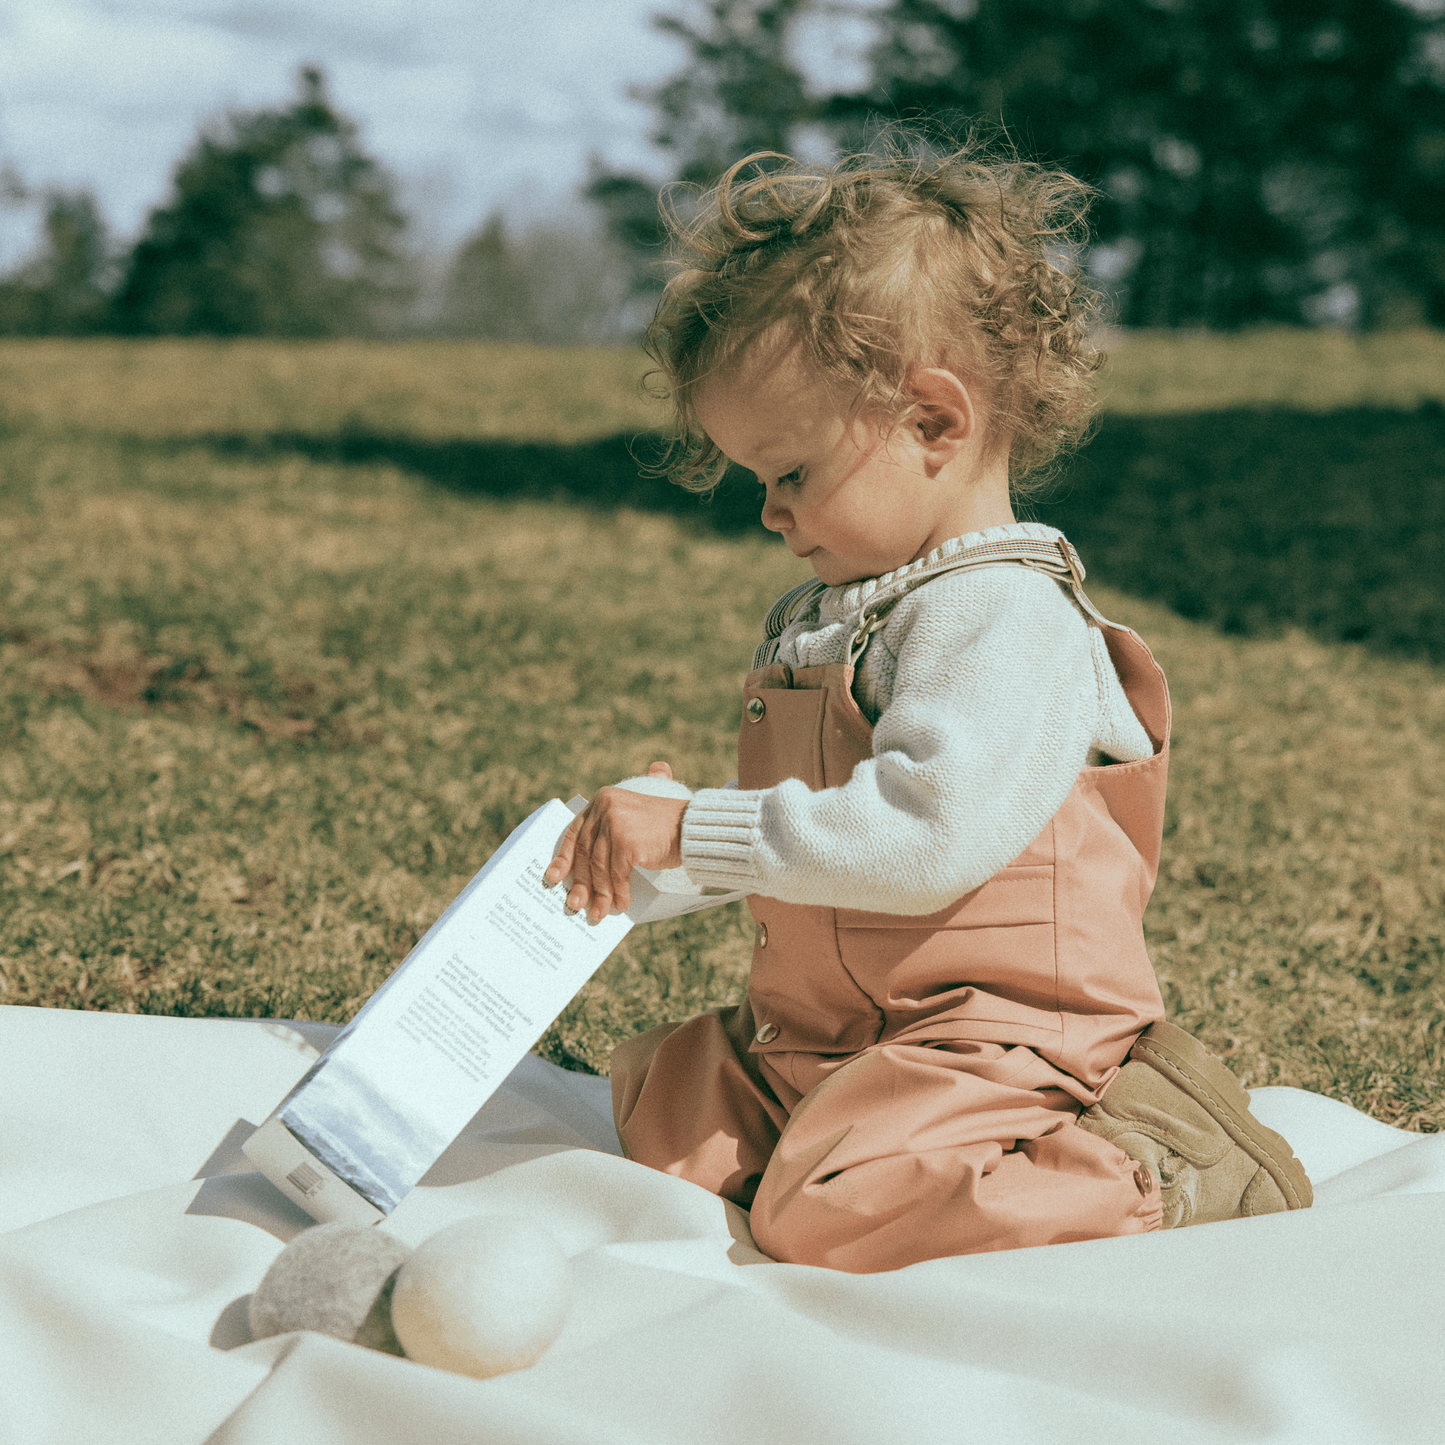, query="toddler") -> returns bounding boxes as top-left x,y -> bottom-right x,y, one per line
544,142 -> 1310,1273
